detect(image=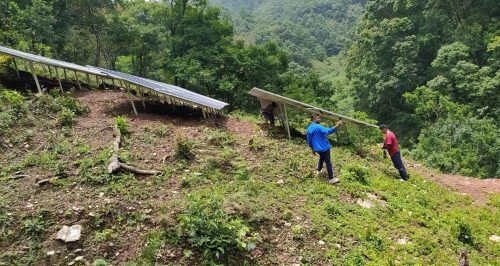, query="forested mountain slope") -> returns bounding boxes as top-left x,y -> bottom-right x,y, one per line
210,0 -> 366,64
